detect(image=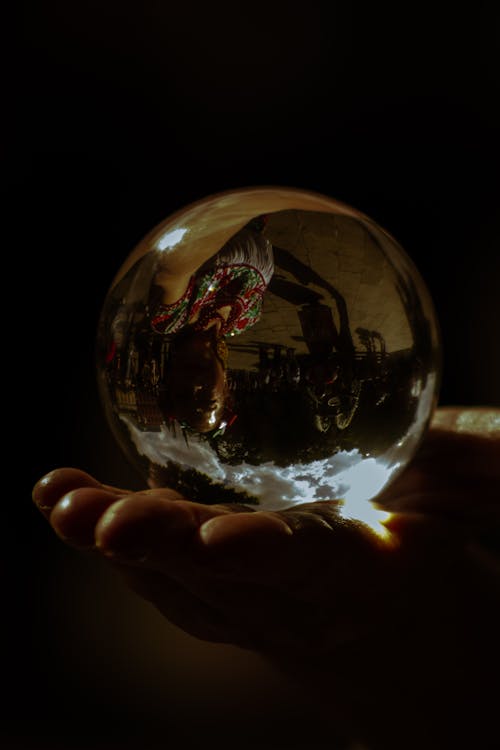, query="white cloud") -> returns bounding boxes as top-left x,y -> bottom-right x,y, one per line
119,370 -> 437,515
156,227 -> 188,251
121,416 -> 396,511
